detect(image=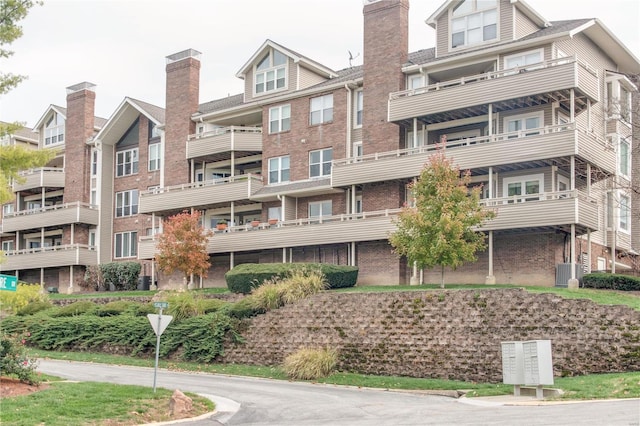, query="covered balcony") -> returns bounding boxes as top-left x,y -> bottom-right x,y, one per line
389,57 -> 599,125
13,168 -> 65,192
2,202 -> 99,232
186,126 -> 262,160
139,173 -> 263,214
0,244 -> 98,271
332,124 -> 615,187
